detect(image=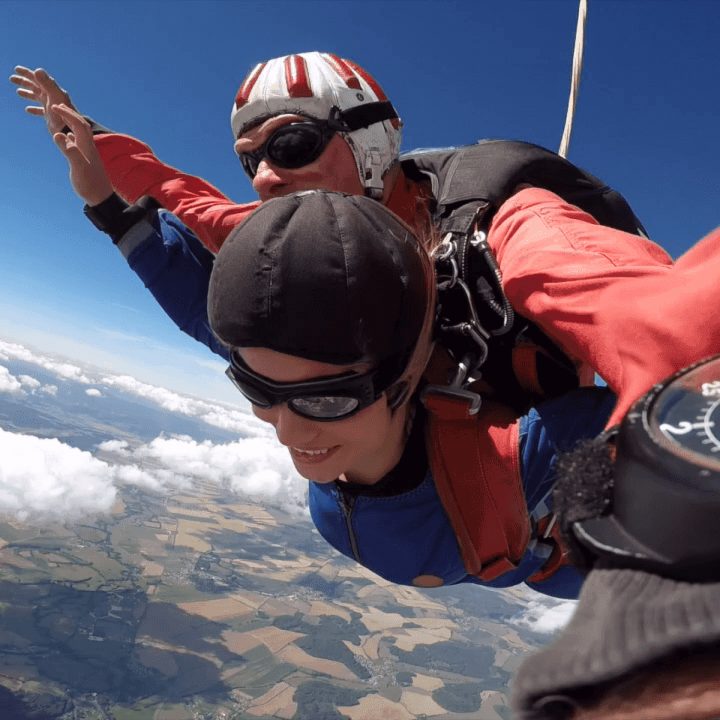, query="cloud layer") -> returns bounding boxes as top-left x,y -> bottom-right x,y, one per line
0,428 -> 118,521
0,339 -> 268,435
513,597 -> 578,635
0,339 -> 305,523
